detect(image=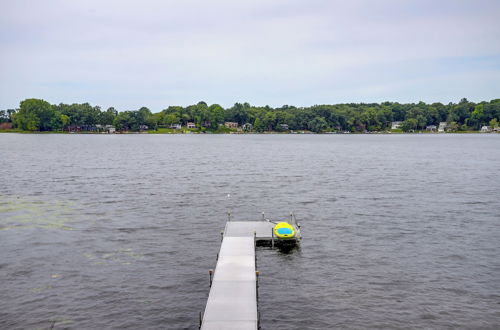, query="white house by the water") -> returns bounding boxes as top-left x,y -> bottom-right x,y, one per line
391,121 -> 402,129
